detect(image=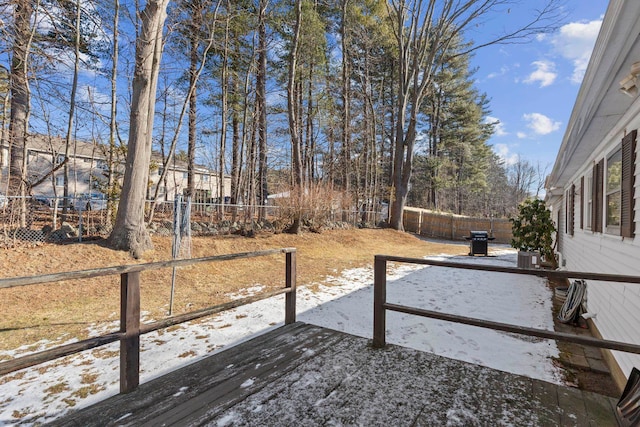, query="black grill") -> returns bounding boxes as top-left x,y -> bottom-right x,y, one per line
465,231 -> 494,256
